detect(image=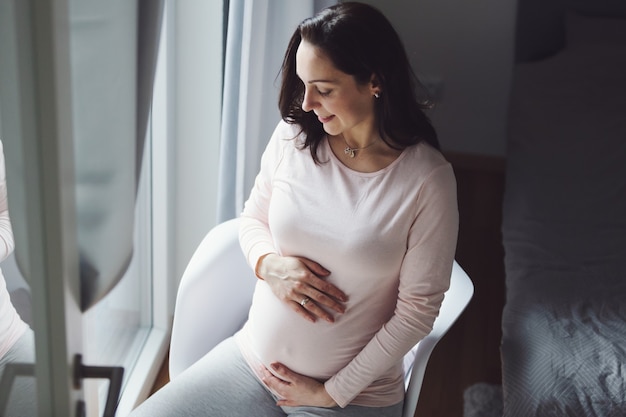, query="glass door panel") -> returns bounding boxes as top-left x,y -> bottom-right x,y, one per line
82,131 -> 154,414
0,0 -> 83,415
0,0 -> 165,415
